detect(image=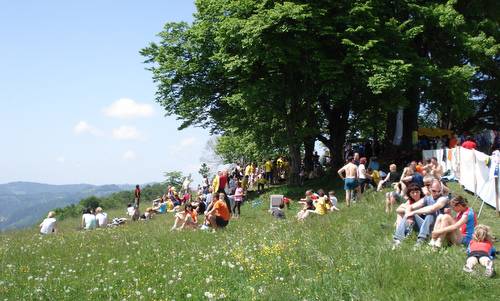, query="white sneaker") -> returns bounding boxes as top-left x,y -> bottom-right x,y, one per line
391,239 -> 401,250
463,265 -> 473,273
200,225 -> 209,230
485,266 -> 495,278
